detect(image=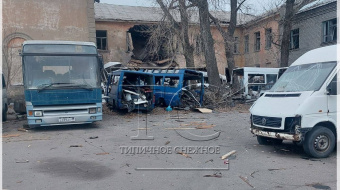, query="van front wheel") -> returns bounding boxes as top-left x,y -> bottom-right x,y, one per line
303,126 -> 335,158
